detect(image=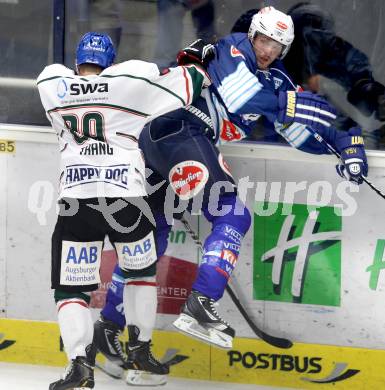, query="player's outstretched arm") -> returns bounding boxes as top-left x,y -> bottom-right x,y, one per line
145,62 -> 210,120
277,121 -> 368,185
143,39 -> 215,120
